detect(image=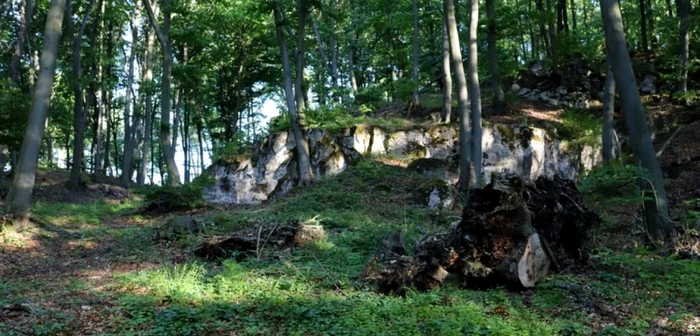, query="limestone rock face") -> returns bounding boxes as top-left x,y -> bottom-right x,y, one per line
204,124 -> 600,205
